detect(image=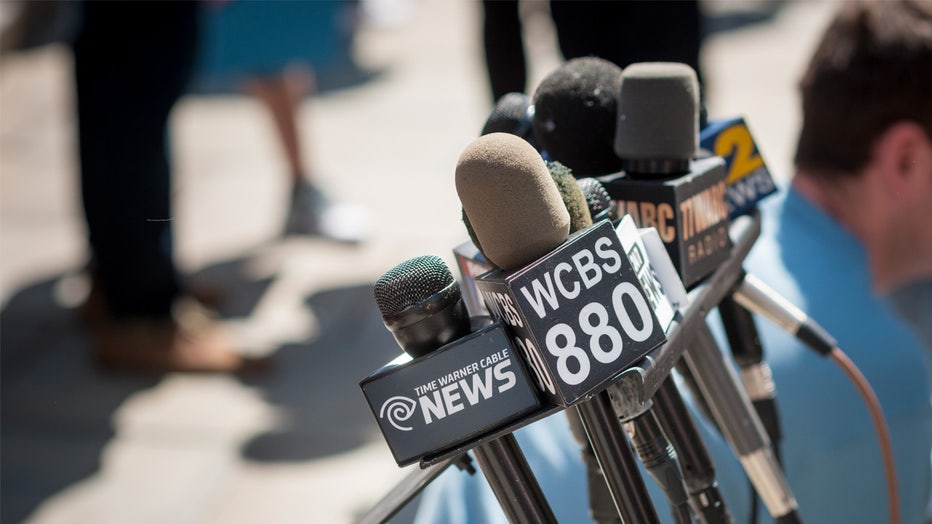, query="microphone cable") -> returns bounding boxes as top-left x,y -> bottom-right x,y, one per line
735,274 -> 900,524
828,347 -> 899,524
